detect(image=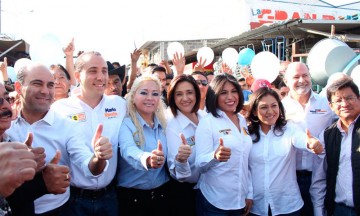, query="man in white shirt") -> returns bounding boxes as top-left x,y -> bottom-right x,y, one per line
282,62 -> 336,216
52,51 -> 127,216
6,62 -> 111,215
